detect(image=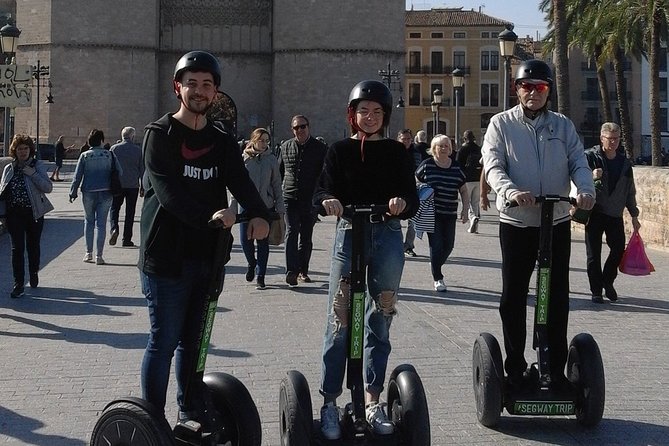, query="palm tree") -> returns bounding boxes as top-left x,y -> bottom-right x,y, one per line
647,0 -> 669,166
552,0 -> 571,117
